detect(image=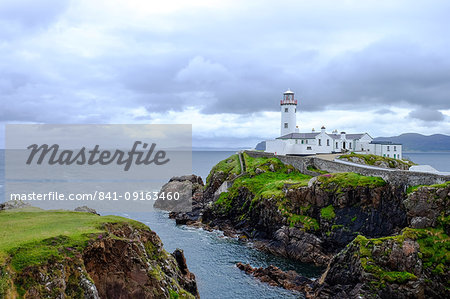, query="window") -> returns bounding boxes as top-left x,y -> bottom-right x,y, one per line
387,146 -> 390,151
306,139 -> 308,144
336,142 -> 338,148
284,123 -> 288,128
327,139 -> 330,146
295,108 -> 296,113
307,146 -> 312,150
394,154 -> 396,158
394,146 -> 397,151
301,140 -> 304,144
349,142 -> 352,149
319,139 -> 322,146
285,108 -> 288,112
295,140 -> 298,144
